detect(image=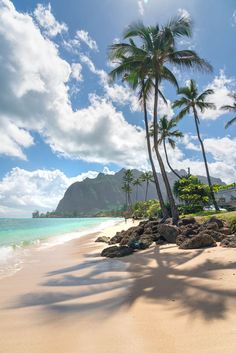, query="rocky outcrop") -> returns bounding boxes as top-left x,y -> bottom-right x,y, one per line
220,235 -> 236,248
101,245 -> 134,257
99,216 -> 235,257
179,233 -> 216,249
95,236 -> 110,243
